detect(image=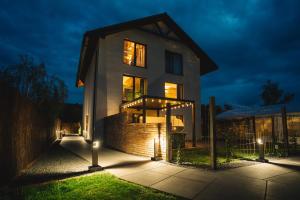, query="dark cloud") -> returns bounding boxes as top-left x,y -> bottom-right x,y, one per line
0,0 -> 299,108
